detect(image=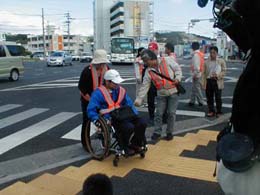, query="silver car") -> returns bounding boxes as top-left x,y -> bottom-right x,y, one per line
47,51 -> 72,66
